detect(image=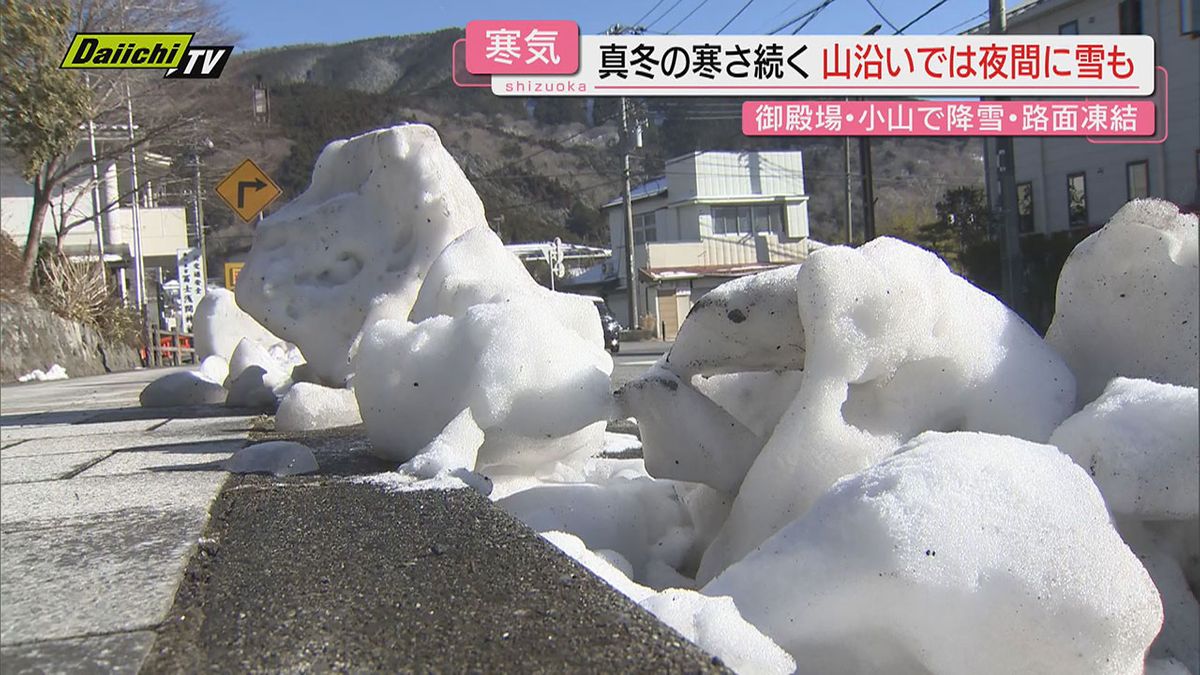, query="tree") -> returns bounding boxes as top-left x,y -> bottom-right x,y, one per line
0,2 -> 92,285
1,0 -> 239,288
